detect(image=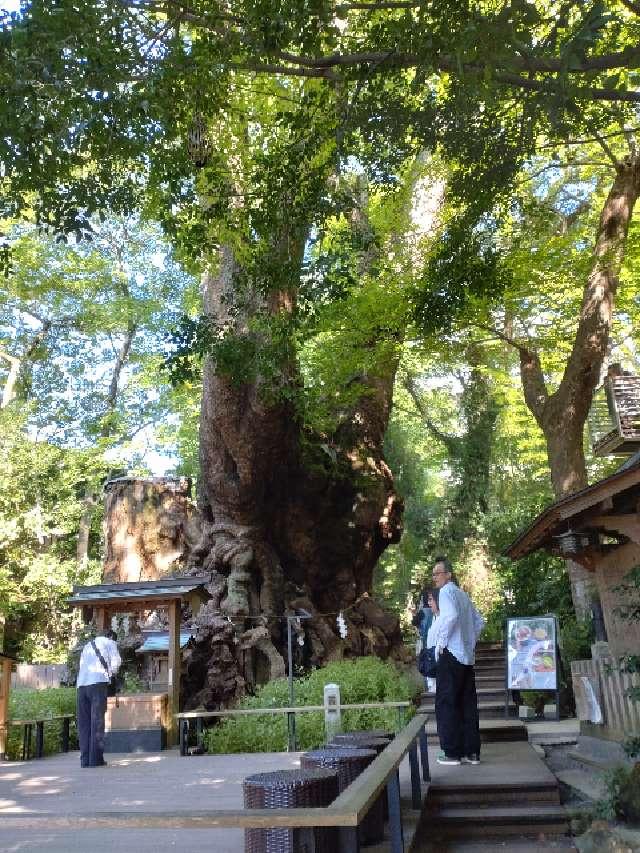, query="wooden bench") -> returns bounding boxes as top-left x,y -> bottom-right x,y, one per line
7,714 -> 75,760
